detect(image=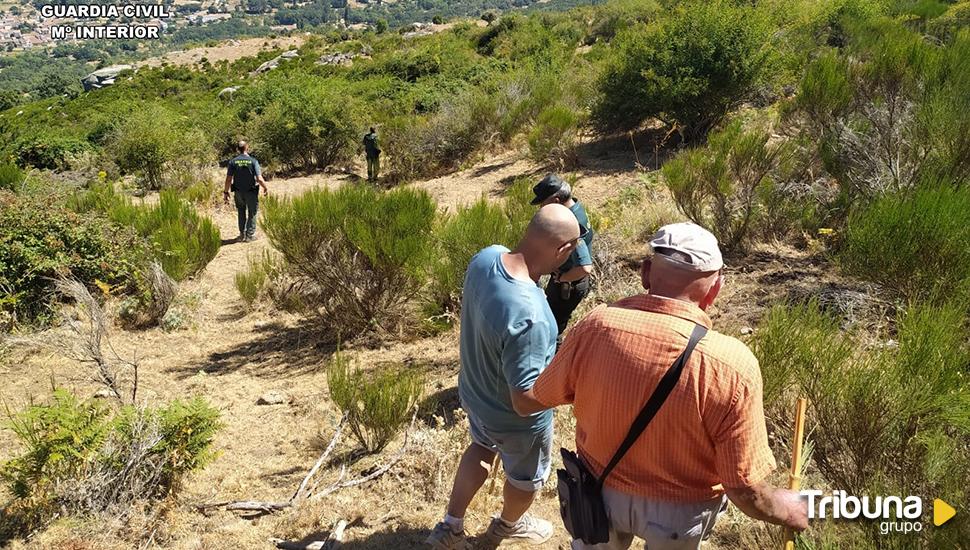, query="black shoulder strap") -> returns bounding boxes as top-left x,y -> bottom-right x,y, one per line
597,323 -> 708,486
